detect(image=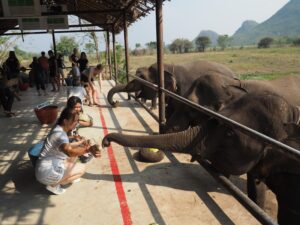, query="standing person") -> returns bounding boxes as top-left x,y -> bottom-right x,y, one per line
0,68 -> 15,117
57,53 -> 65,86
81,64 -> 104,106
35,108 -> 100,195
69,48 -> 79,67
77,52 -> 89,72
48,50 -> 60,92
29,57 -> 47,96
38,51 -> 49,84
4,51 -> 20,80
3,51 -> 21,100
